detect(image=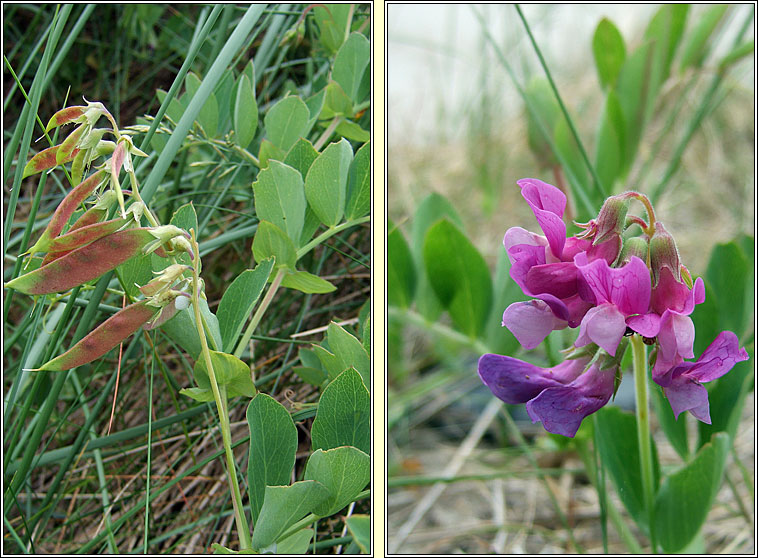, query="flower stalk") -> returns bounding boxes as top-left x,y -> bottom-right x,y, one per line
631,334 -> 656,552
190,231 -> 252,550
